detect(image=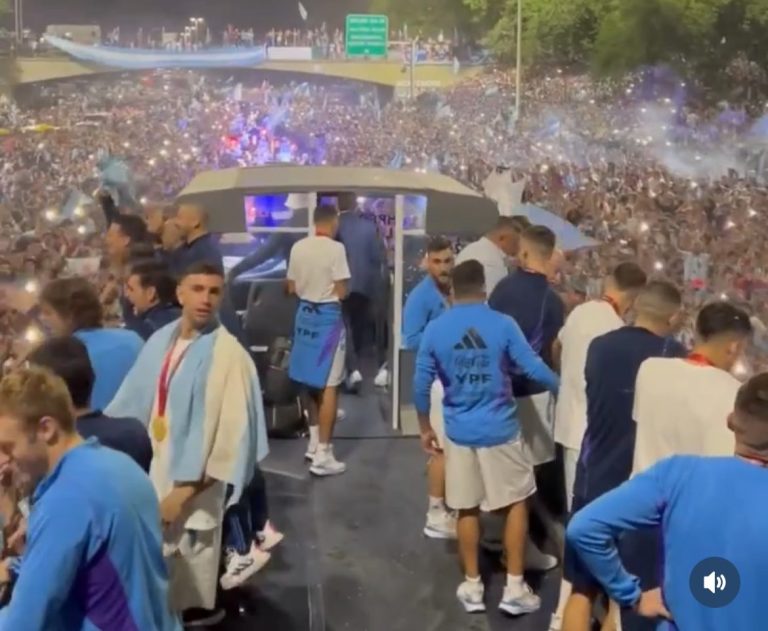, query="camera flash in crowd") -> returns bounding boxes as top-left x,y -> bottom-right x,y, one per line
77,225 -> 87,235
654,261 -> 664,271
725,219 -> 735,229
24,280 -> 38,294
639,221 -> 649,232
44,209 -> 58,221
24,327 -> 42,344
